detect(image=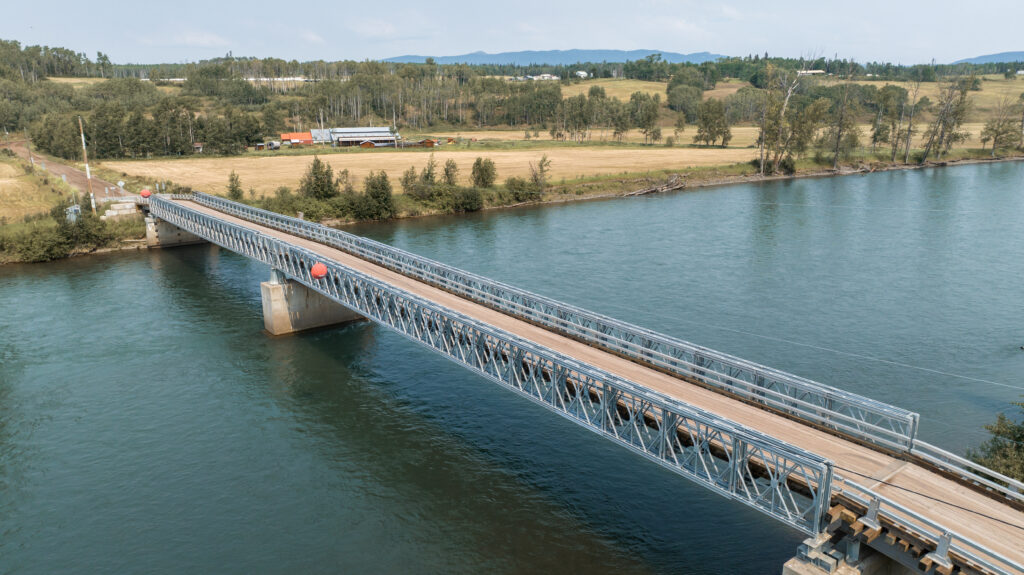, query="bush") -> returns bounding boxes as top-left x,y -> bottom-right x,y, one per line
353,171 -> 396,220
299,156 -> 339,200
505,176 -> 540,202
471,157 -> 496,188
10,226 -> 71,262
227,170 -> 243,201
437,187 -> 483,213
778,156 -> 796,175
